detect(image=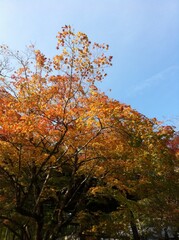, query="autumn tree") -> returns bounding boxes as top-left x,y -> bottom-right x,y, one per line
0,25 -> 114,240
75,114 -> 178,240
0,26 -> 178,240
